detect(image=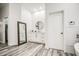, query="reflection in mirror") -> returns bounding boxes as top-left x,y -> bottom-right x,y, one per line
17,22 -> 27,45
35,21 -> 44,30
